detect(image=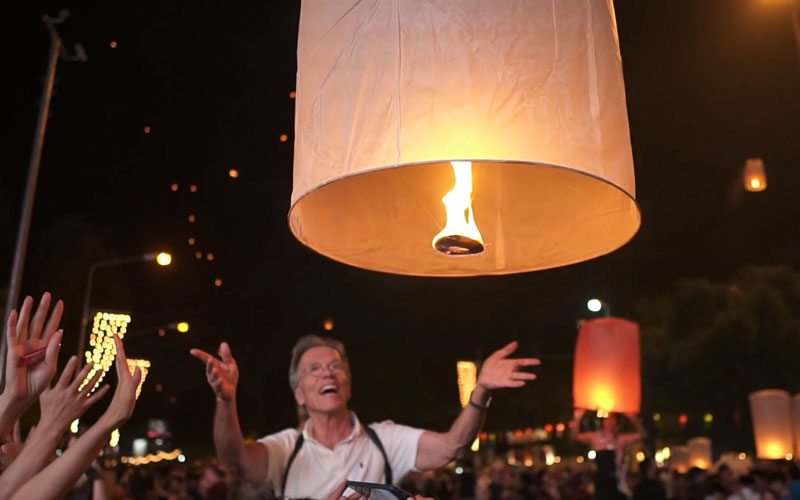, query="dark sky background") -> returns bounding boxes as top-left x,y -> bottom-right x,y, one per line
2,1 -> 799,456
